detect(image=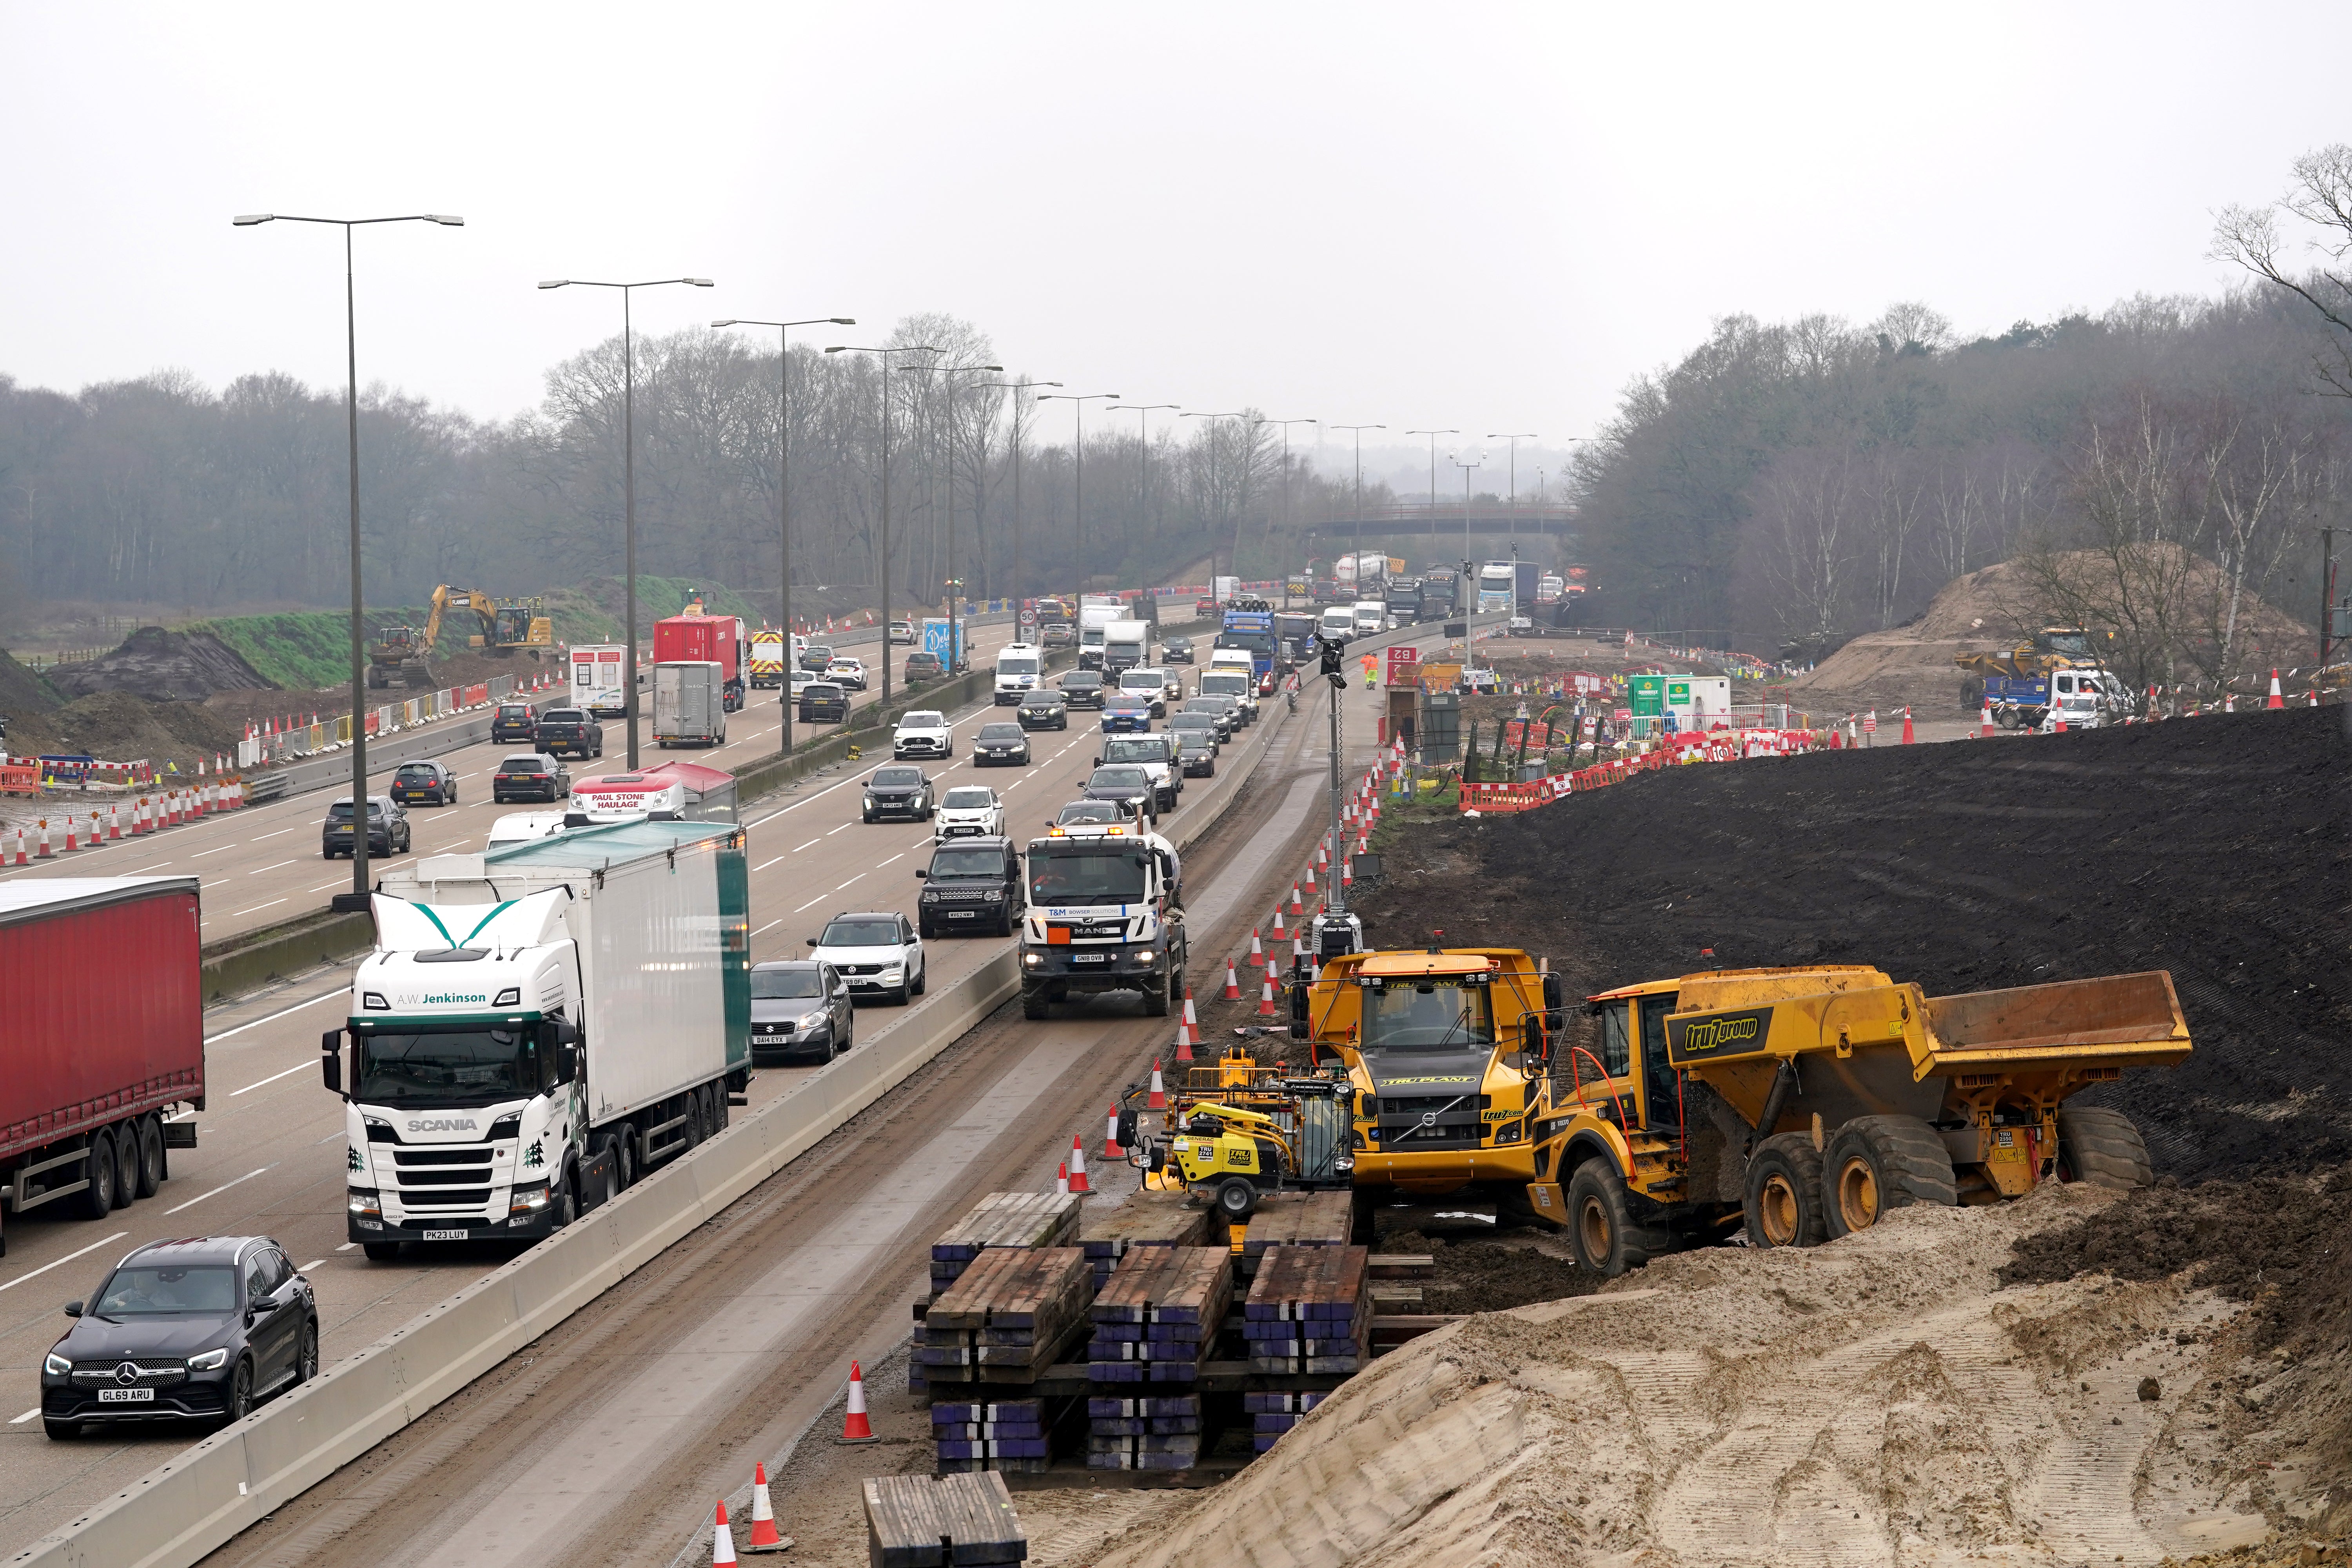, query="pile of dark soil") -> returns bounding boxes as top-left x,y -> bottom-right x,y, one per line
47,626 -> 275,701
1354,706 -> 2351,1182
1378,1225 -> 1601,1314
4,690 -> 241,767
0,649 -> 62,725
